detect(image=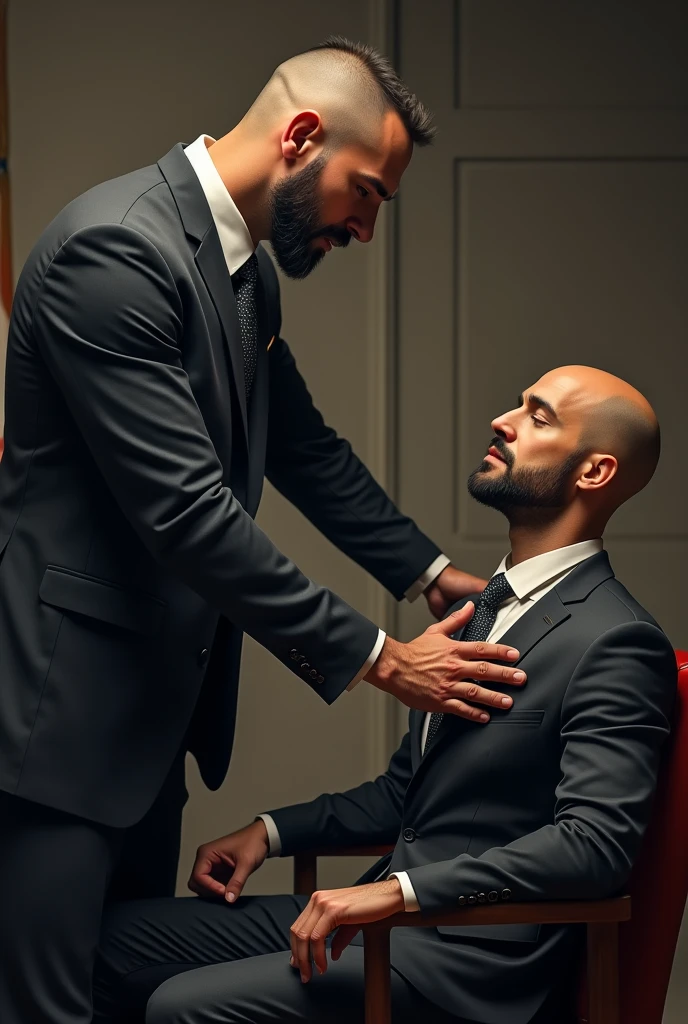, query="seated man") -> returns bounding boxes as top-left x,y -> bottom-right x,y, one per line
94,365 -> 677,1024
